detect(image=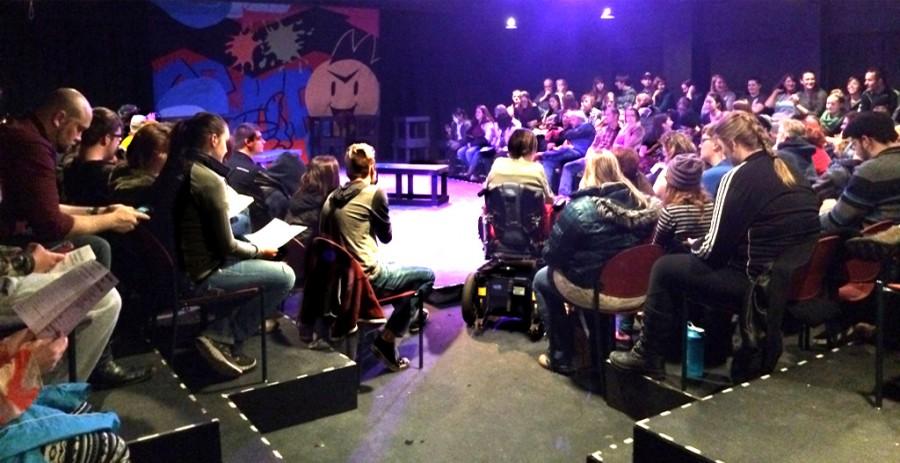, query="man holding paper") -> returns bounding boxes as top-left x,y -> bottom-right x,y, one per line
172,113 -> 295,379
